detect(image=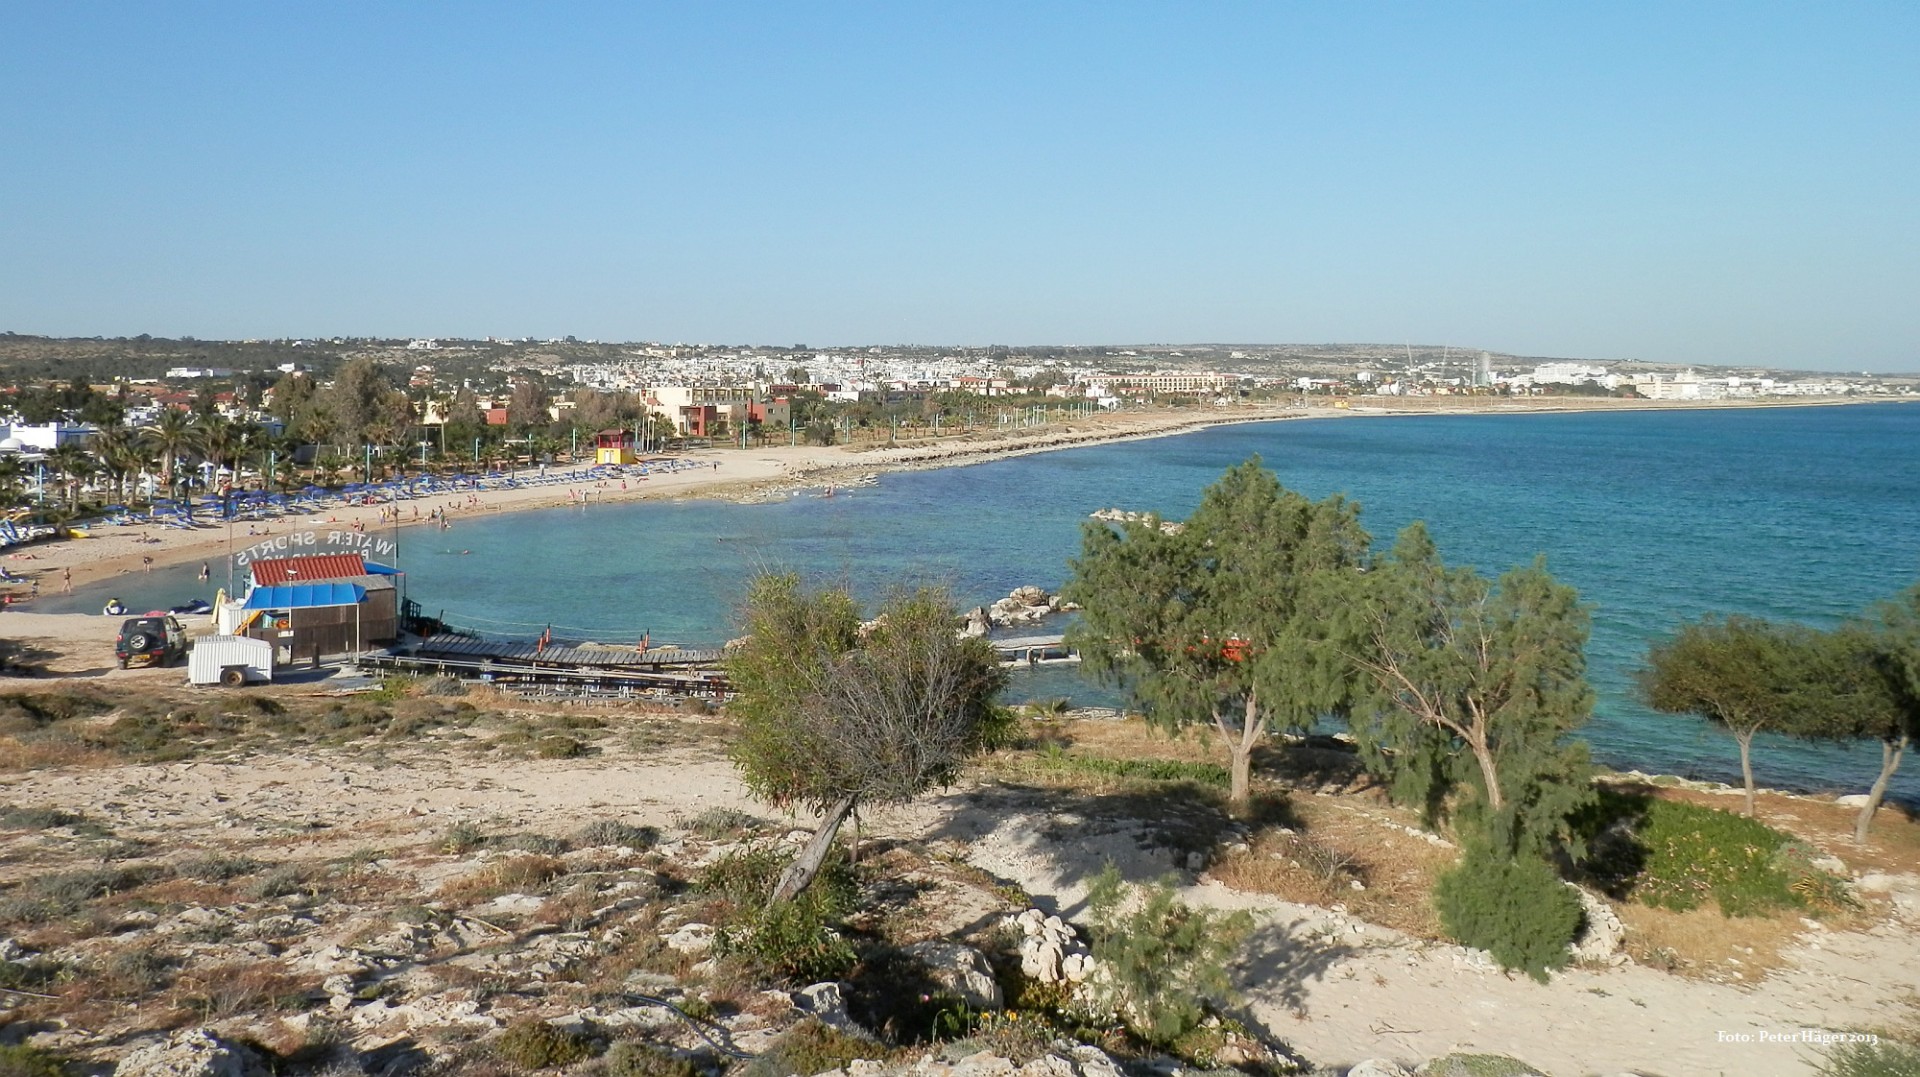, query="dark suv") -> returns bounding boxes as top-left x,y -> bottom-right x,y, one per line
115,615 -> 188,669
